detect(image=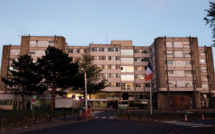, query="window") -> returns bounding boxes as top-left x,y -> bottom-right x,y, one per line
115,56 -> 120,60
143,49 -> 147,53
185,61 -> 191,65
116,83 -> 121,87
200,59 -> 206,64
145,66 -> 147,70
134,49 -> 138,53
84,49 -> 87,53
29,51 -> 35,55
167,61 -> 173,64
167,51 -> 173,56
199,51 -> 205,56
121,66 -> 134,72
77,49 -> 80,53
121,49 -> 133,55
121,58 -> 134,64
121,75 -> 134,81
144,58 -> 149,61
109,83 -> 115,87
115,65 -> 120,69
121,83 -> 134,90
135,83 -> 141,87
183,52 -> 191,56
184,70 -> 192,74
108,48 -> 114,52
115,48 -> 120,52
116,74 -> 121,78
108,56 -> 114,60
135,75 -> 143,79
108,73 -> 115,78
145,83 -> 150,87
107,65 -> 112,69
99,48 -> 104,52
99,56 -> 106,60
49,41 -> 55,43
91,47 -> 97,52
135,66 -> 144,70
99,74 -> 104,78
168,70 -> 174,74
91,56 -> 95,60
68,49 -> 73,53
134,58 -> 138,62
